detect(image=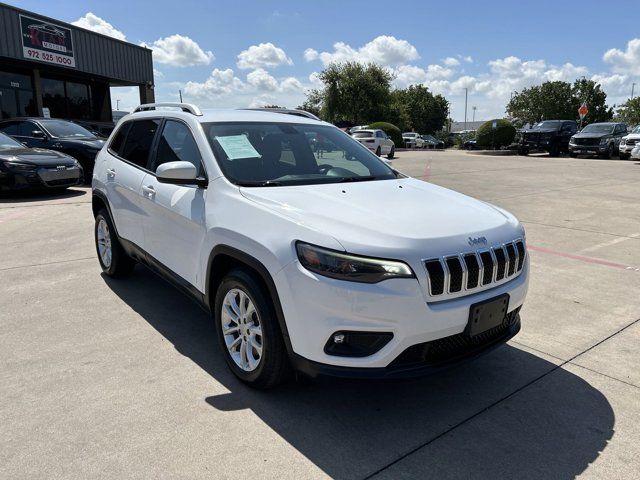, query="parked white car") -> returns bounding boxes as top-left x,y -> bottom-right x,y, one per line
402,132 -> 427,148
618,125 -> 640,160
92,103 -> 529,388
631,143 -> 640,160
351,129 -> 395,159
